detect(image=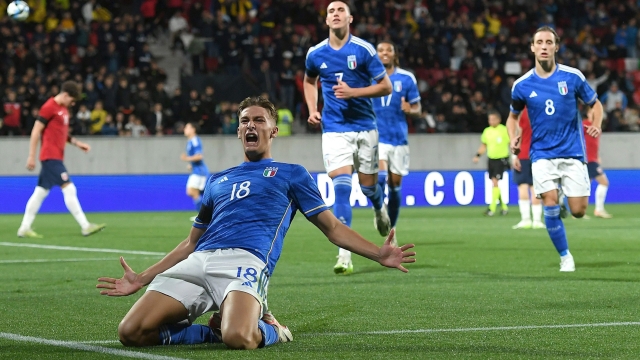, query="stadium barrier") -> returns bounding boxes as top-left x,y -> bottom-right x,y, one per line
1,170 -> 639,214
